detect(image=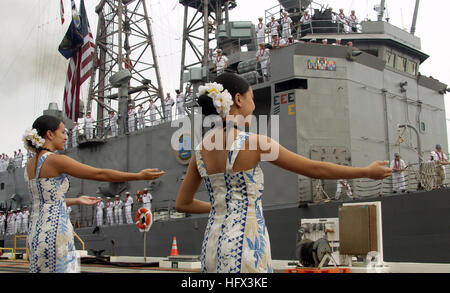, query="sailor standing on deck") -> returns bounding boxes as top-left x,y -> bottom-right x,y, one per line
7,211 -> 14,235
114,195 -> 123,225
334,8 -> 348,32
149,100 -> 158,126
268,16 -> 280,46
84,111 -> 95,139
106,197 -> 114,225
214,49 -> 229,75
255,17 -> 265,45
109,111 -> 118,137
390,153 -> 407,193
176,90 -> 185,118
124,192 -> 134,224
128,104 -> 137,133
0,211 -> 5,236
280,11 -> 293,43
335,179 -> 353,200
430,144 -> 449,188
95,197 -> 104,227
138,104 -> 145,129
71,122 -> 78,147
299,10 -> 312,37
16,149 -> 23,168
164,93 -> 175,122
15,209 -> 22,234
256,43 -> 270,82
142,188 -> 153,211
348,10 -> 358,32
21,207 -> 29,234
